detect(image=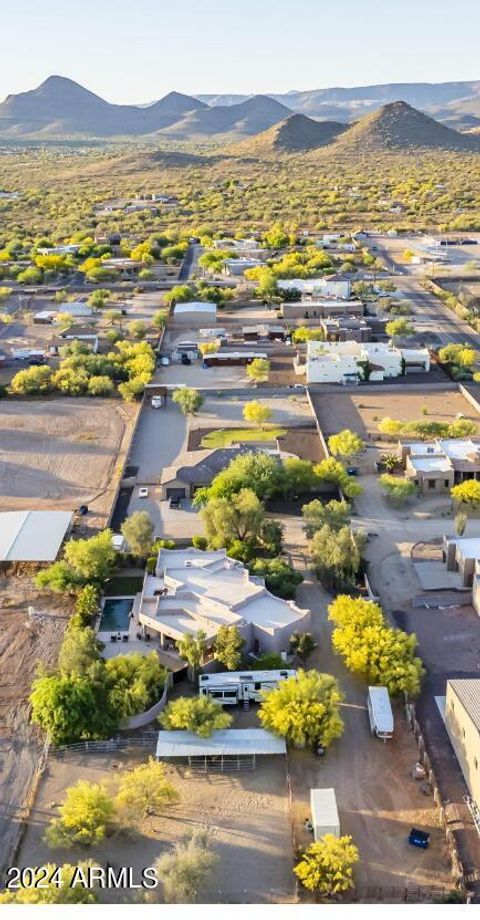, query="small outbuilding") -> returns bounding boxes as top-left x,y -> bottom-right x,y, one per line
172,301 -> 217,325
310,788 -> 340,840
156,728 -> 286,772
